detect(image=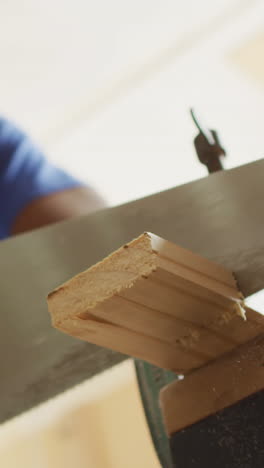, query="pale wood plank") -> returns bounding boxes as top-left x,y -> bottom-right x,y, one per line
160,334 -> 264,435
48,233 -> 264,373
